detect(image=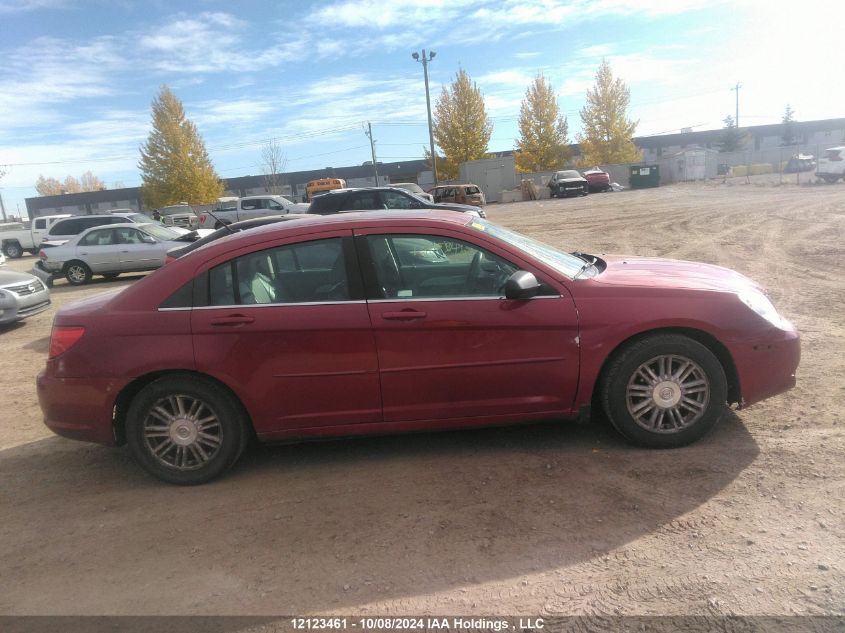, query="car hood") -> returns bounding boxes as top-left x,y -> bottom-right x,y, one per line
557,177 -> 587,183
592,255 -> 760,293
0,270 -> 40,286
